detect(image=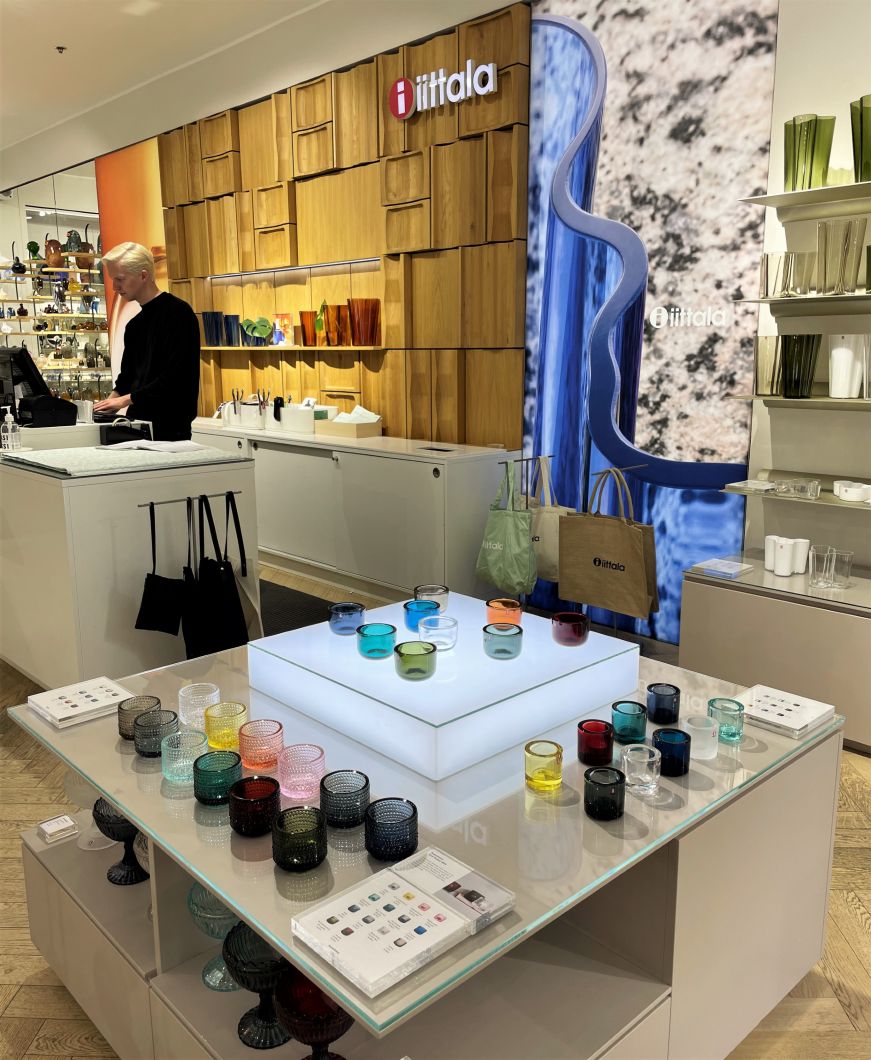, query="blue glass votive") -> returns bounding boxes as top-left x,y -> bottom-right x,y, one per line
329,602 -> 365,636
403,599 -> 439,632
647,682 -> 681,725
356,622 -> 397,659
583,767 -> 626,821
483,622 -> 523,660
611,701 -> 647,744
652,728 -> 691,777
